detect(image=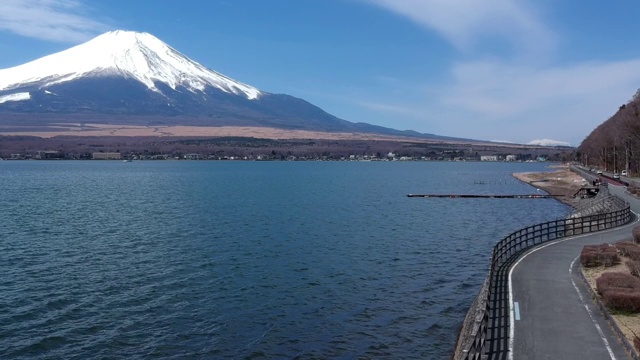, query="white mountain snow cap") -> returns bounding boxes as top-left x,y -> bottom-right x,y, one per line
0,30 -> 262,100
527,139 -> 571,147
